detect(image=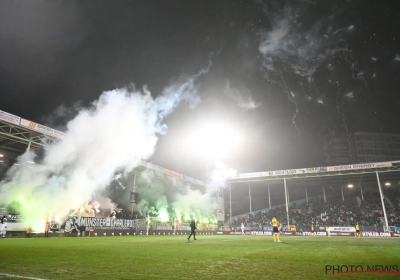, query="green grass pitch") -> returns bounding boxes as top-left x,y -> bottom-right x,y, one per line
0,235 -> 399,279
